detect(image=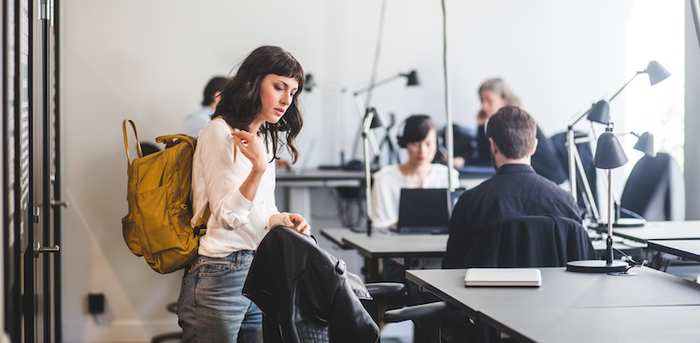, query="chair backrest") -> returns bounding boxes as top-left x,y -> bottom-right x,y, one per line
463,216 -> 596,268
242,226 -> 378,343
620,152 -> 685,221
531,127 -> 568,185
